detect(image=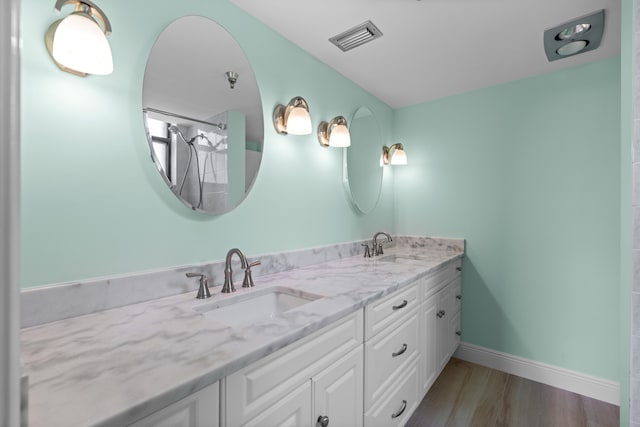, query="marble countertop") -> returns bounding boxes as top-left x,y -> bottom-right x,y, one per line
21,246 -> 462,427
